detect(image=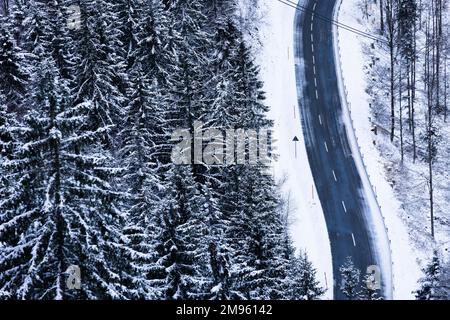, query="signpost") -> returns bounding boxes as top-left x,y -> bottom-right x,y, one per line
293,136 -> 299,158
